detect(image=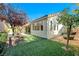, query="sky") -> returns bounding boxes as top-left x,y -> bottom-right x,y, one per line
10,3 -> 78,21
